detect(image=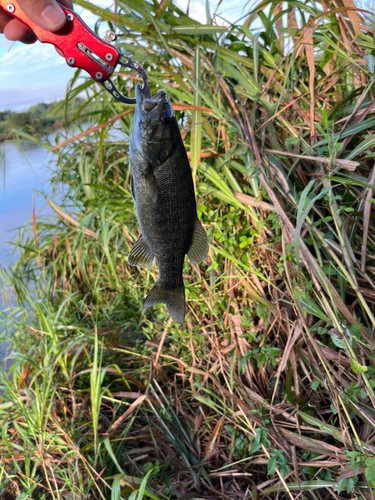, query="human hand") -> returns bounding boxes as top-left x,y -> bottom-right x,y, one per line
1,0 -> 73,44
